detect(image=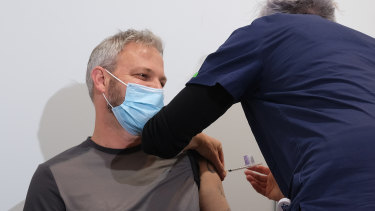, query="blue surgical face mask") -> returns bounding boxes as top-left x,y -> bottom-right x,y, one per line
102,69 -> 164,135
